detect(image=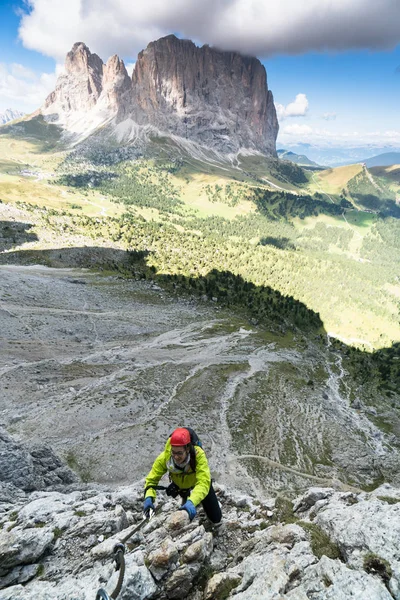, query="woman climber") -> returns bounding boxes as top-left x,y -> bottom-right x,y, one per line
143,427 -> 222,523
